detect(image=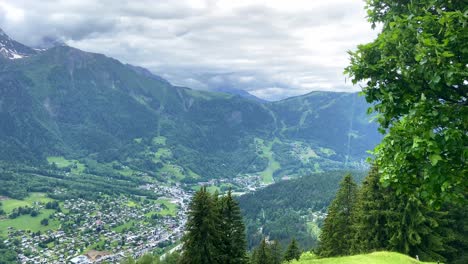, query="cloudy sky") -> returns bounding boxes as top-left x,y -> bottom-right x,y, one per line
0,0 -> 378,100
